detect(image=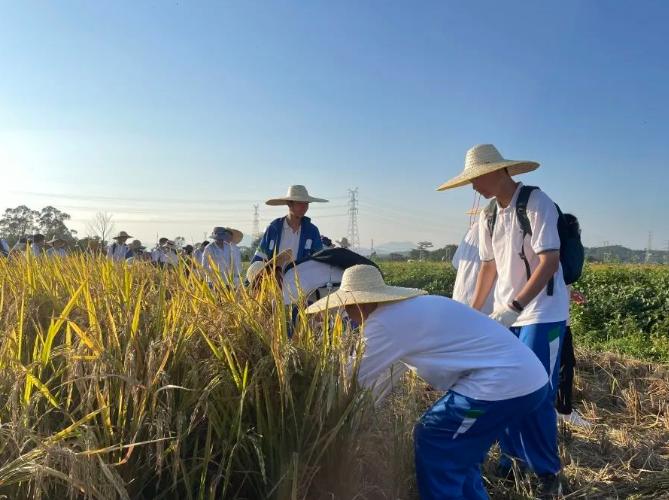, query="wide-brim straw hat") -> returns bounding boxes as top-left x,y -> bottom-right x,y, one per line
209,226 -> 243,244
306,264 -> 427,314
246,249 -> 294,283
113,231 -> 133,240
266,185 -> 328,206
436,144 -> 539,191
